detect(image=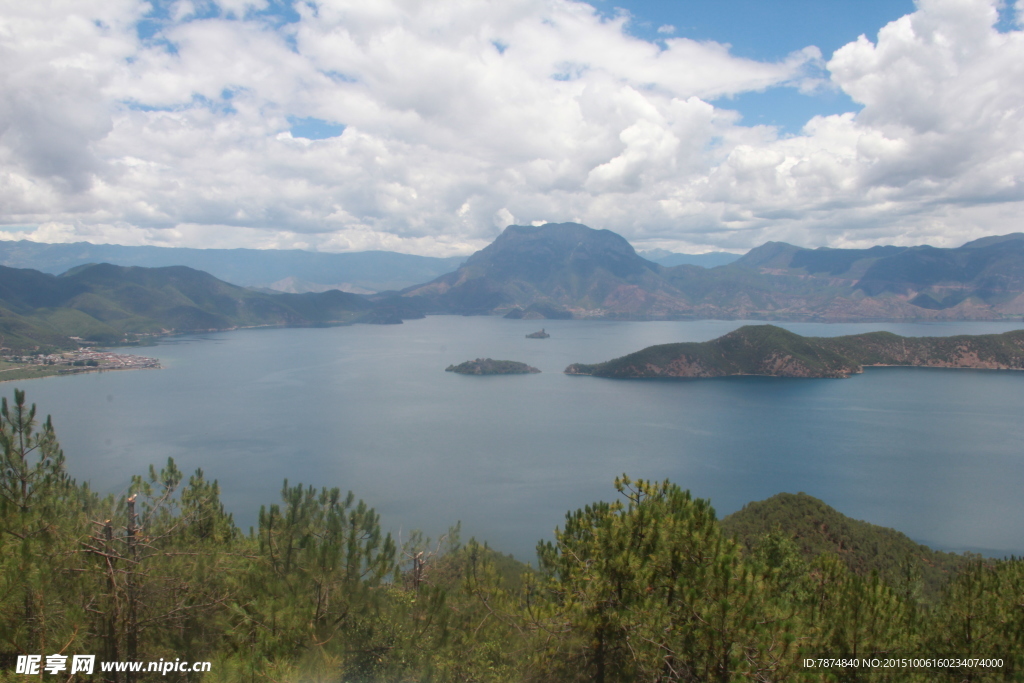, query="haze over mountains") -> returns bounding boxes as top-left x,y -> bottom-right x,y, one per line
636,249 -> 740,268
0,237 -> 735,292
0,241 -> 464,294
